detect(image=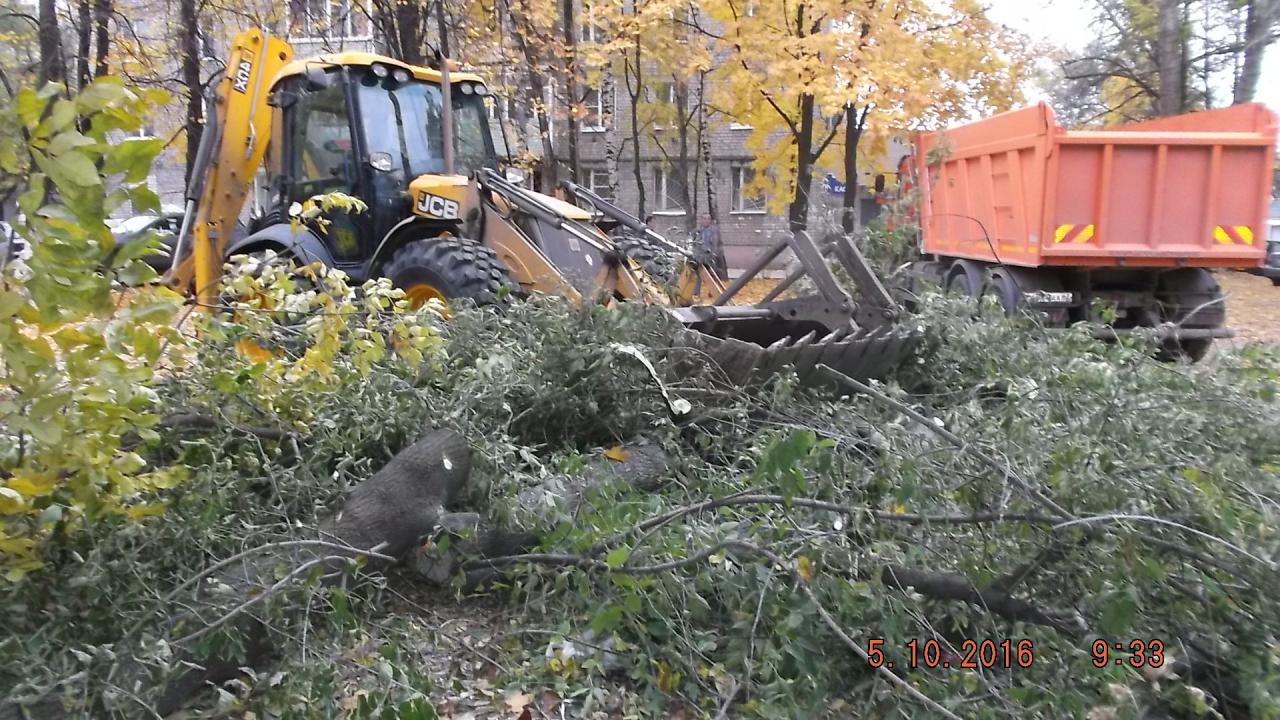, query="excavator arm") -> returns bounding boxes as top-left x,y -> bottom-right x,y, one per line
165,29 -> 293,306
